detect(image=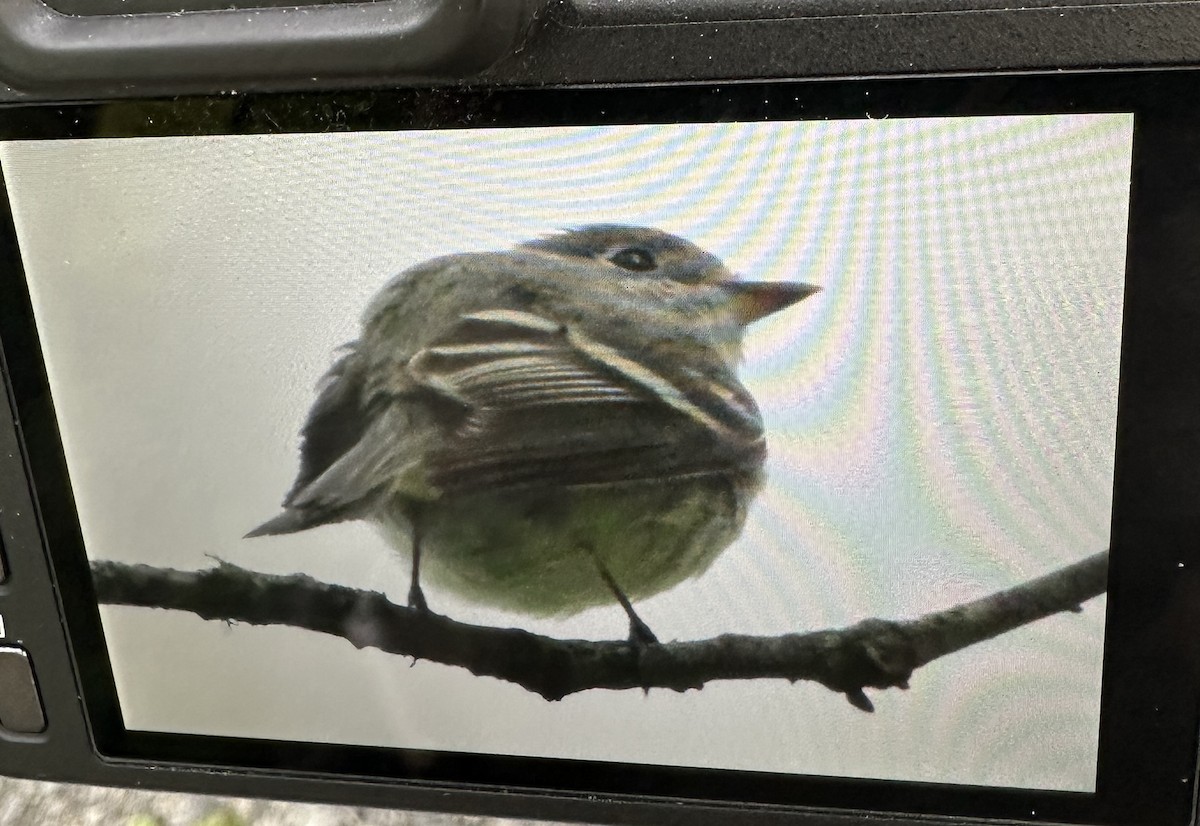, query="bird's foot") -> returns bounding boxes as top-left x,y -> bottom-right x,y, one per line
627,615 -> 660,696
627,615 -> 659,648
407,583 -> 429,613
